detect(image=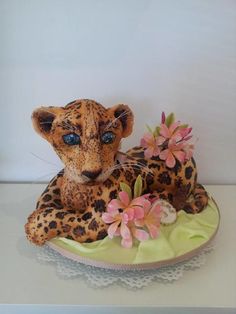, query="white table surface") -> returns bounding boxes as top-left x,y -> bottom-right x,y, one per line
0,183 -> 235,314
